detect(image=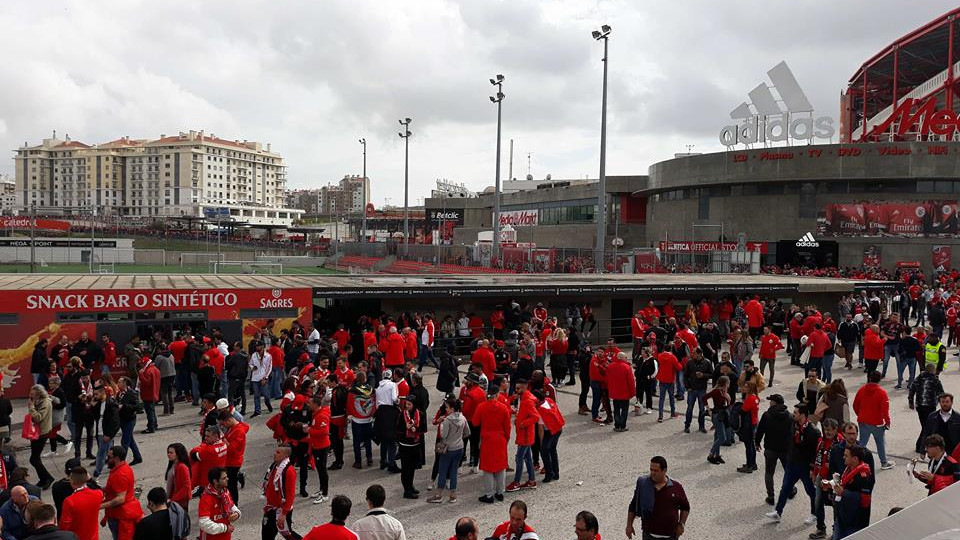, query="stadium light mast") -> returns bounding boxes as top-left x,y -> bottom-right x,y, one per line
490,74 -> 505,265
398,119 -> 412,256
359,137 -> 367,244
592,24 -> 611,273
